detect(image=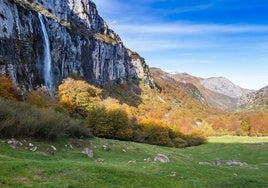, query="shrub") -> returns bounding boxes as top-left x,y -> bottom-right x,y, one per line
139,118 -> 171,146
87,107 -> 133,140
25,86 -> 55,108
0,74 -> 19,100
185,131 -> 207,147
0,98 -> 91,140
